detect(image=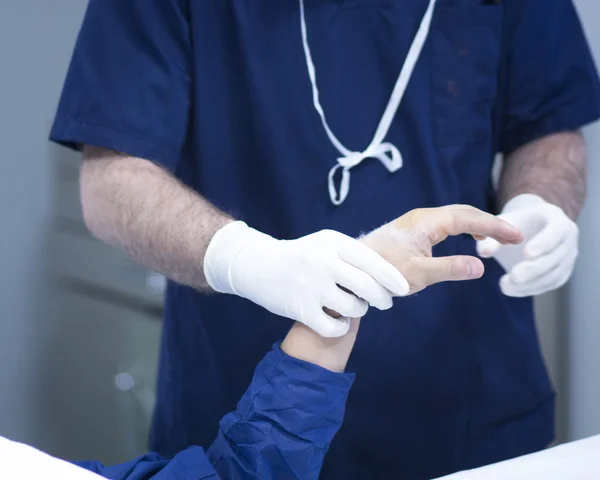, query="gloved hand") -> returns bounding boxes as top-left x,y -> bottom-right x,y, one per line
476,194 -> 579,297
360,205 -> 524,295
204,222 -> 410,337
